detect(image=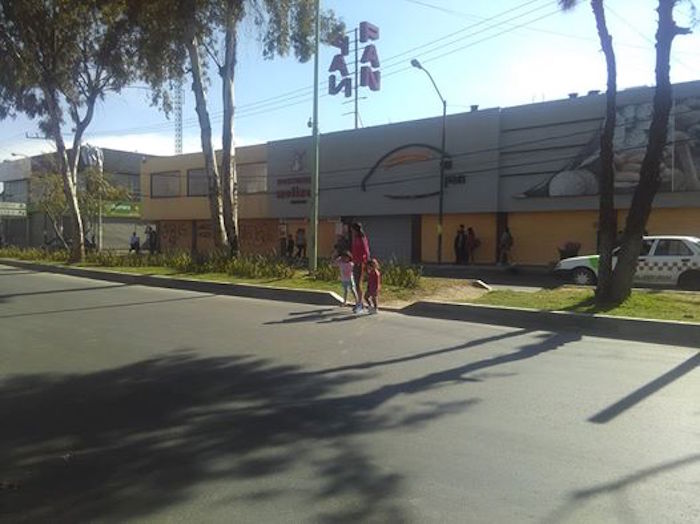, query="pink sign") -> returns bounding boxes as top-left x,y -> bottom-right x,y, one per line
328,22 -> 381,98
